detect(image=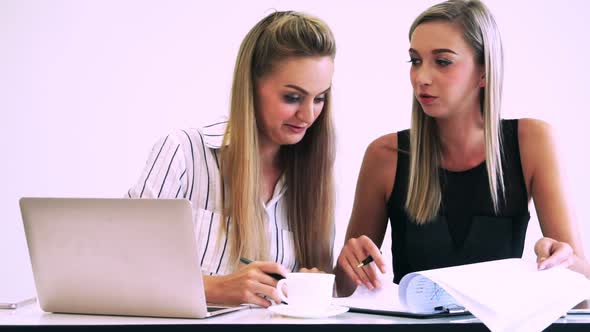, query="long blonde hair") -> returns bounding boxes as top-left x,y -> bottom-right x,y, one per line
405,0 -> 505,224
220,11 -> 336,271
